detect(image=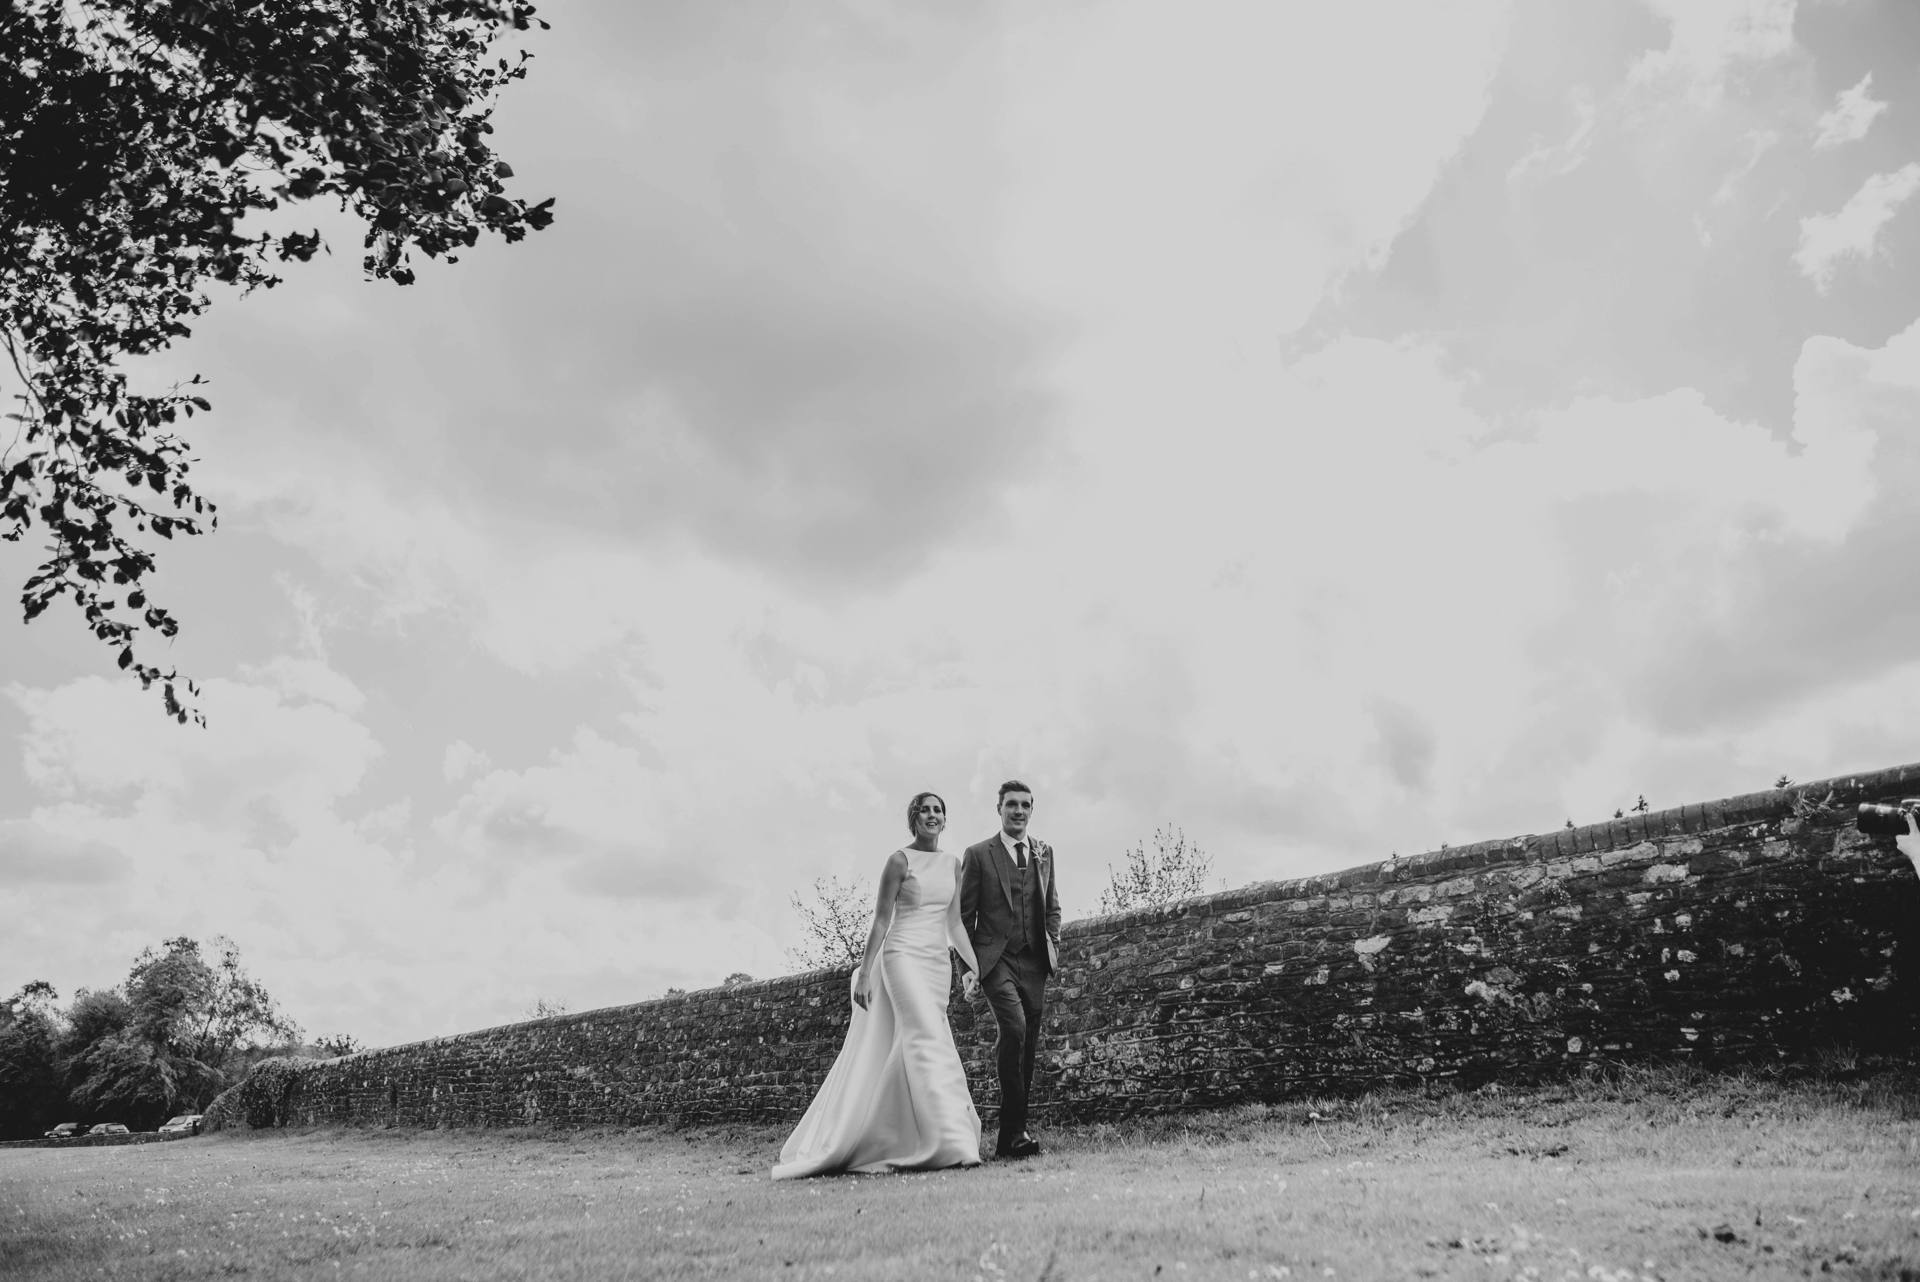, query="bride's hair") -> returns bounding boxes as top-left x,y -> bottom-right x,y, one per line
905,791 -> 947,834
